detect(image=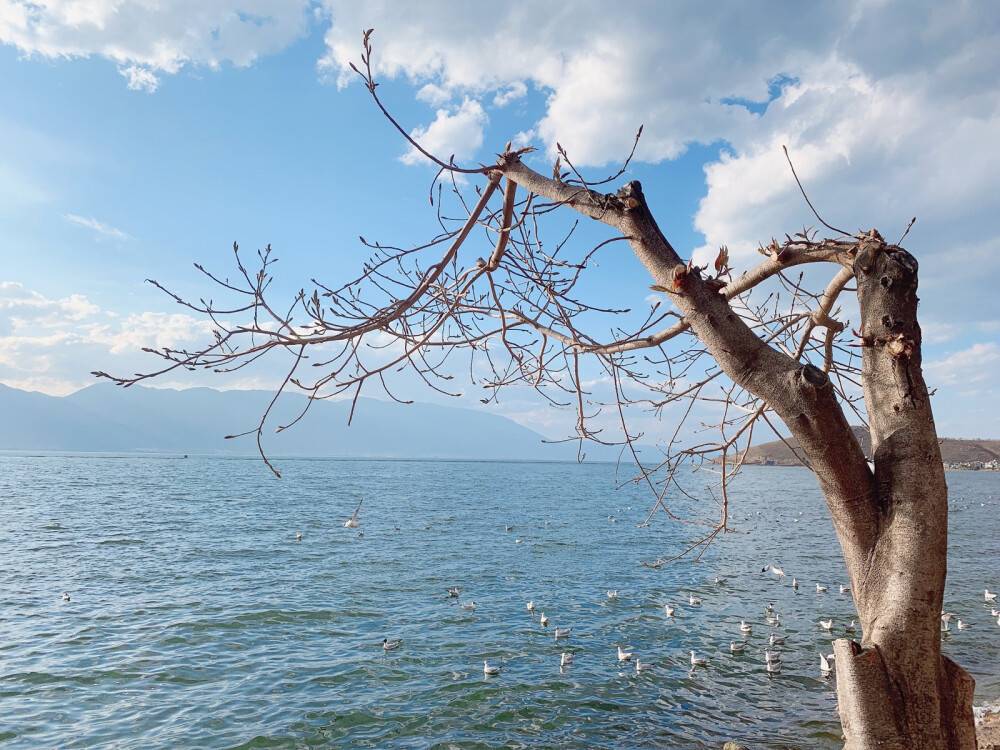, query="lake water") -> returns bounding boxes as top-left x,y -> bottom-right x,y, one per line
1,455 -> 997,749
